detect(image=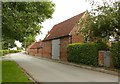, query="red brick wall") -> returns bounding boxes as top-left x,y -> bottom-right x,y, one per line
60,37 -> 71,61
27,49 -> 37,56
98,51 -> 113,67
37,48 -> 42,57
98,51 -> 104,66
72,35 -> 84,43
27,35 -> 84,61
42,40 -> 52,59
27,41 -> 51,59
